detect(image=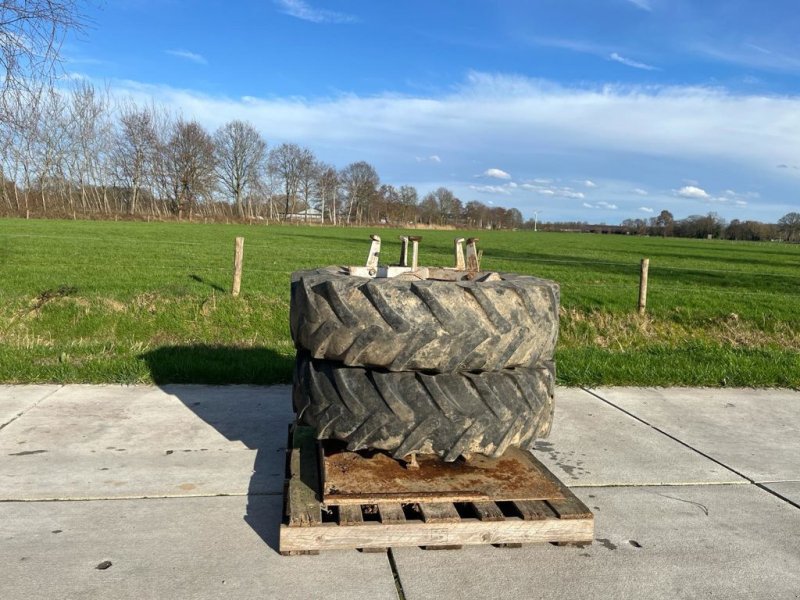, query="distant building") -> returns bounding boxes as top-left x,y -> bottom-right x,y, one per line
285,208 -> 322,222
